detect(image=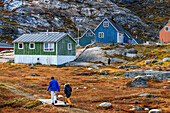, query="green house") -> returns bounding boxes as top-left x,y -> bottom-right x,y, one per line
13,32 -> 76,65
79,29 -> 95,46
